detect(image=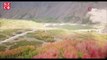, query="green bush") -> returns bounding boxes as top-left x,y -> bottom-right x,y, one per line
0,46 -> 6,51
0,45 -> 37,58
27,31 -> 55,42
10,40 -> 42,49
0,33 -> 8,41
